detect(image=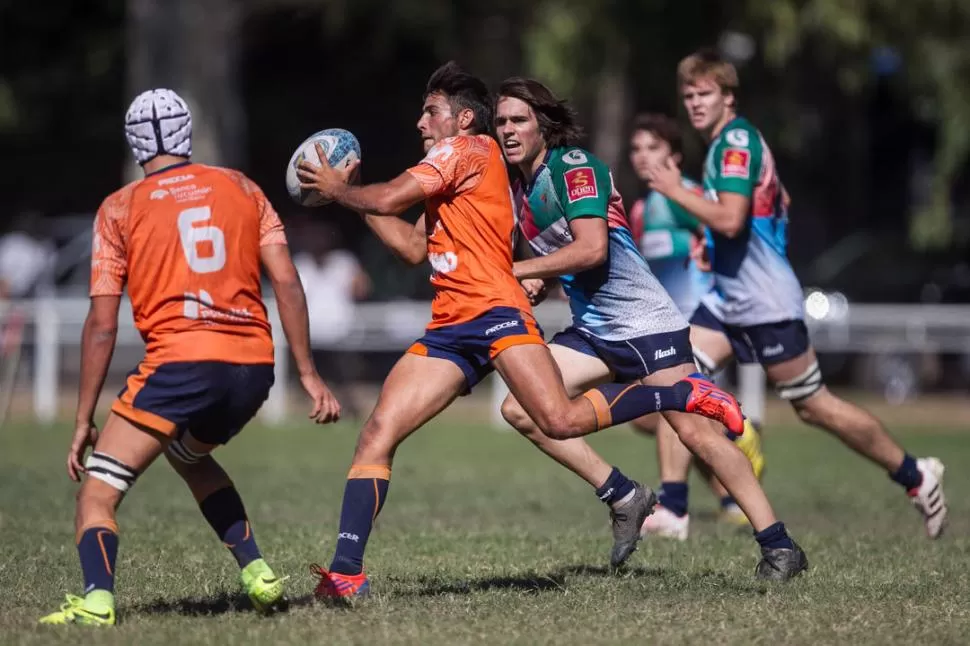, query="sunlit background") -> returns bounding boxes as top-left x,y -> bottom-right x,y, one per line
1,0 -> 968,425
